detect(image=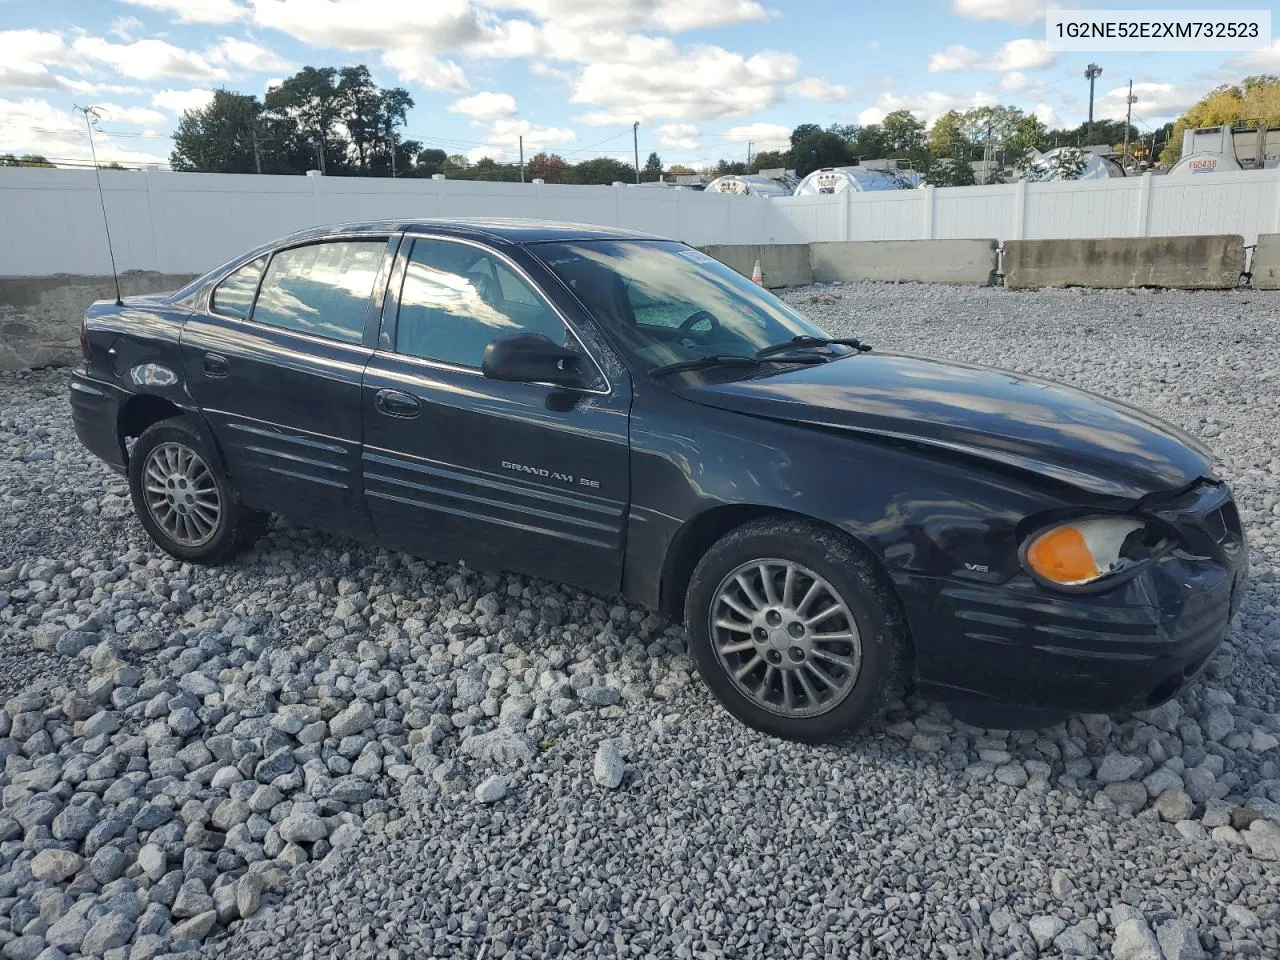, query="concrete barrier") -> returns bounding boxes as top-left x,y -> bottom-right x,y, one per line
1251,234 -> 1280,289
699,244 -> 813,288
1004,236 -> 1245,290
0,272 -> 196,372
809,239 -> 999,286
